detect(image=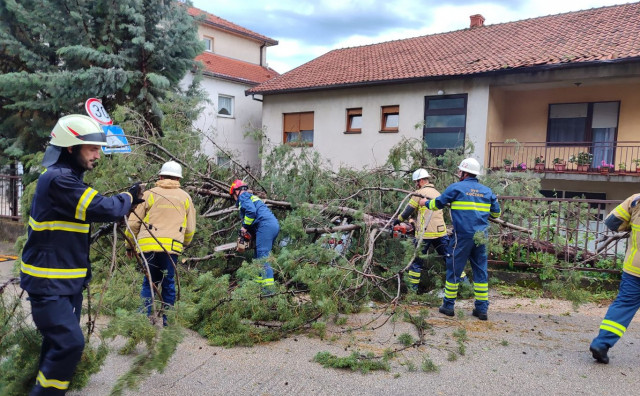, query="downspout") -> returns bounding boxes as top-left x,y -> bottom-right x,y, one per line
260,42 -> 266,66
